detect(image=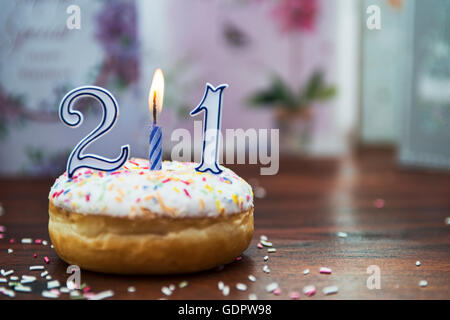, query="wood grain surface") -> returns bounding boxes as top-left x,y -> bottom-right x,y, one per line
0,149 -> 449,300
